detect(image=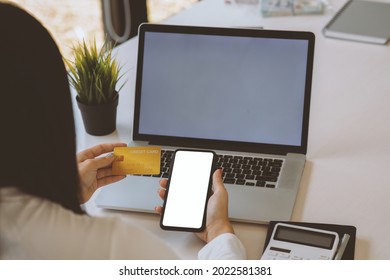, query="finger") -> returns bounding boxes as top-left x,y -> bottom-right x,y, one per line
159,179 -> 168,189
77,143 -> 127,162
82,156 -> 116,171
97,165 -> 123,179
154,205 -> 163,215
97,175 -> 126,188
212,168 -> 224,193
158,187 -> 166,200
